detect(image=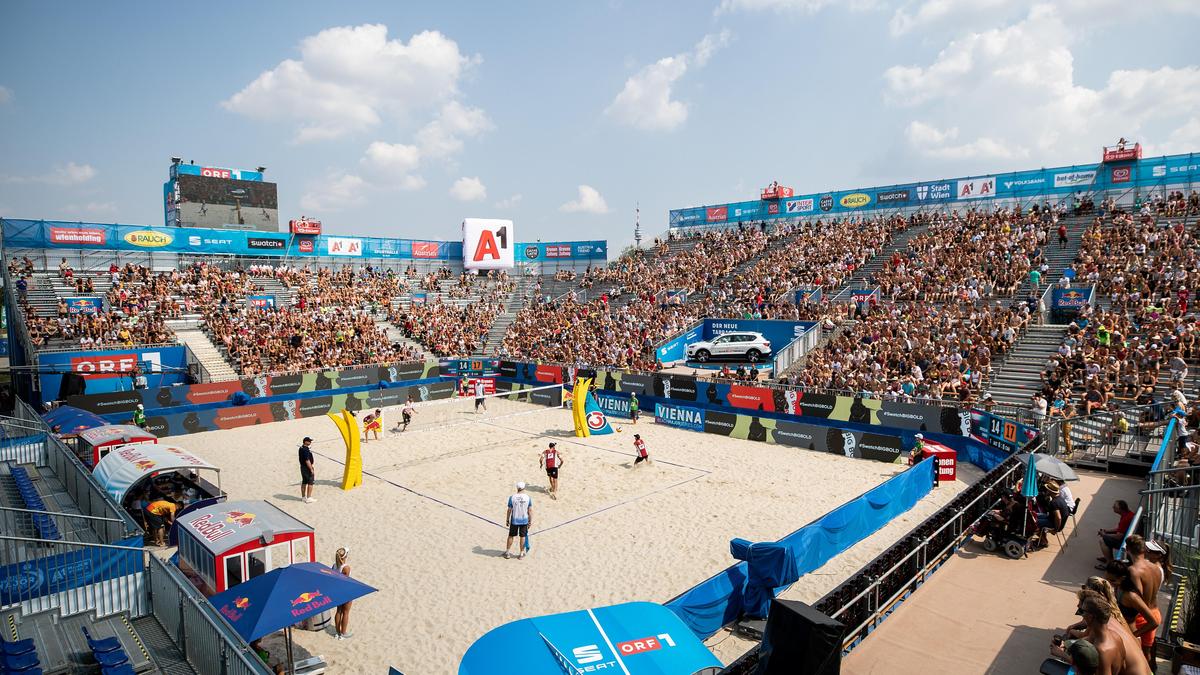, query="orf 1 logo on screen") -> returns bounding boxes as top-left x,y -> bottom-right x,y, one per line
462,218 -> 515,270
70,352 -> 158,379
